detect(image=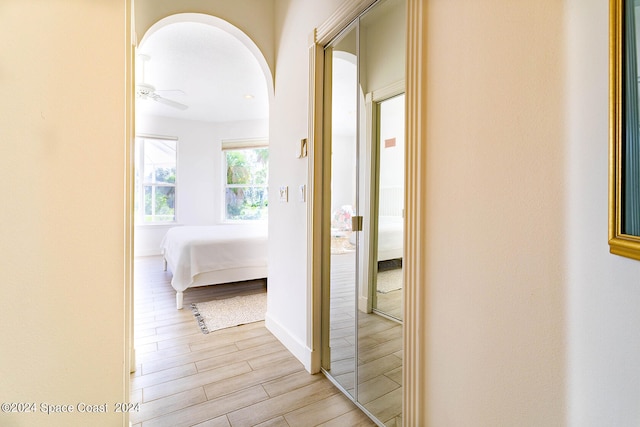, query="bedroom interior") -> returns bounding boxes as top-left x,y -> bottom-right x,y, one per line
133,14 -> 272,310
134,14 -> 270,259
130,11 -> 295,426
